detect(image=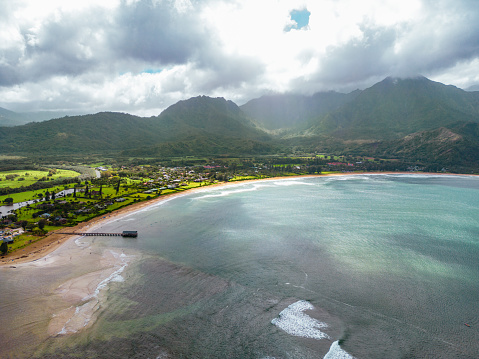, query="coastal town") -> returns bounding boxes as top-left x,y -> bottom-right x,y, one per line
0,154 -> 449,257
